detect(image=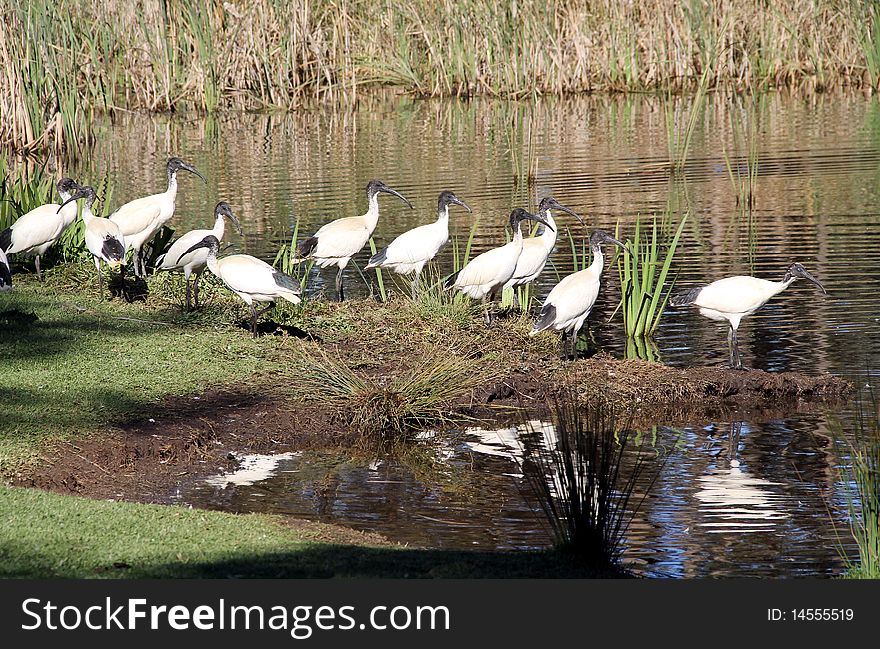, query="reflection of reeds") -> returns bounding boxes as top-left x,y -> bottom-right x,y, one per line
518,392 -> 658,568
3,0 -> 878,155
